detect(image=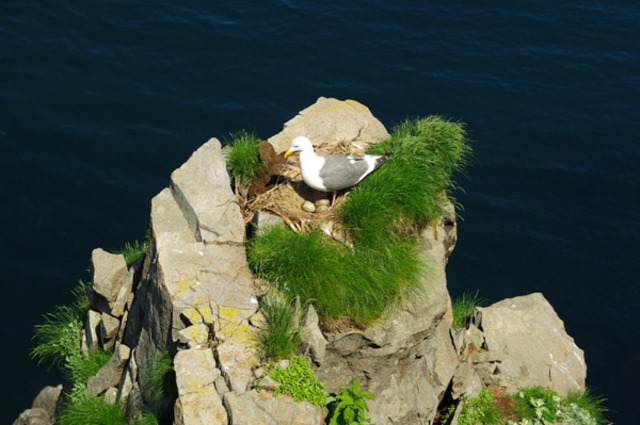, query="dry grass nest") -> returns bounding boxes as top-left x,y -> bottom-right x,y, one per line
239,138 -> 374,235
